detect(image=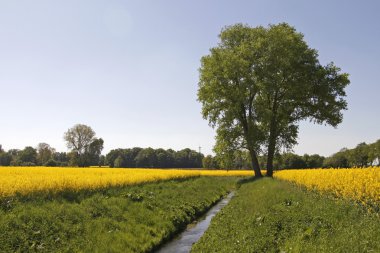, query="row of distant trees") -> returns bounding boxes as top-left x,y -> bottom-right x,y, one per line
202,152 -> 325,170
202,139 -> 380,169
0,143 -> 101,167
0,124 -> 104,167
106,148 -> 203,168
0,124 -> 203,168
0,145 -> 203,168
1,140 -> 378,169
323,140 -> 380,168
0,144 -> 46,166
1,122 -> 378,169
